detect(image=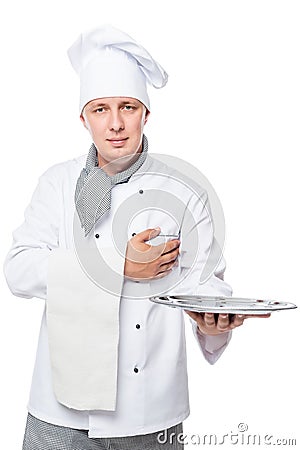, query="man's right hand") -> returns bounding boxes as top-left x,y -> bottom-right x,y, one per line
124,227 -> 180,281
